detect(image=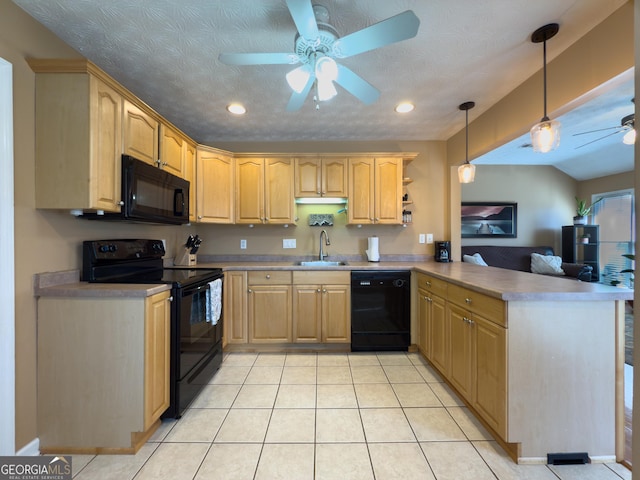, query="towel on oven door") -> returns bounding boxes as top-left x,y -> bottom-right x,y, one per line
206,278 -> 222,325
